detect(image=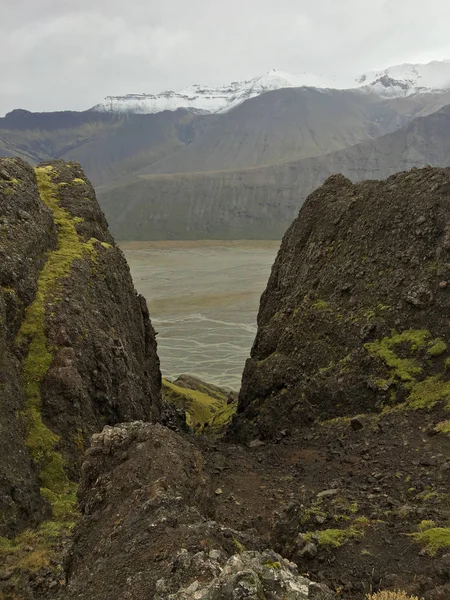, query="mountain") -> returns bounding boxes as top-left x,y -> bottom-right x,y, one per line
92,60 -> 450,116
1,59 -> 450,242
98,102 -> 450,240
7,86 -> 450,188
